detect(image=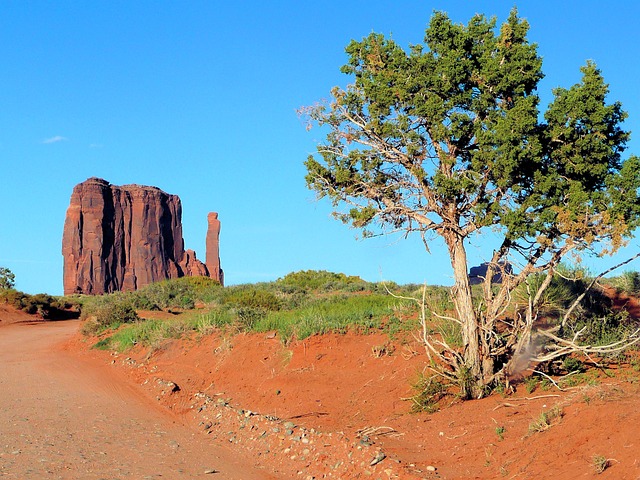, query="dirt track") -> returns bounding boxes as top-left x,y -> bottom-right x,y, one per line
0,320 -> 274,479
